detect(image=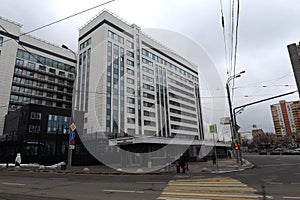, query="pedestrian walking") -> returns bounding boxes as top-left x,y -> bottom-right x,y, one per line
15,153 -> 21,167
212,152 -> 216,165
175,157 -> 180,173
179,154 -> 187,173
227,149 -> 232,159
